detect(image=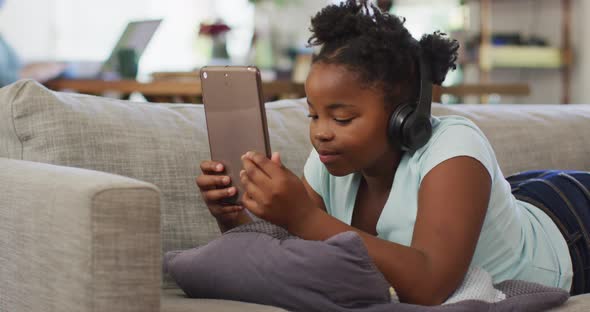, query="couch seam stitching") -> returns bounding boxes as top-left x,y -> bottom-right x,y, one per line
9,81 -> 28,160
91,185 -> 161,202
